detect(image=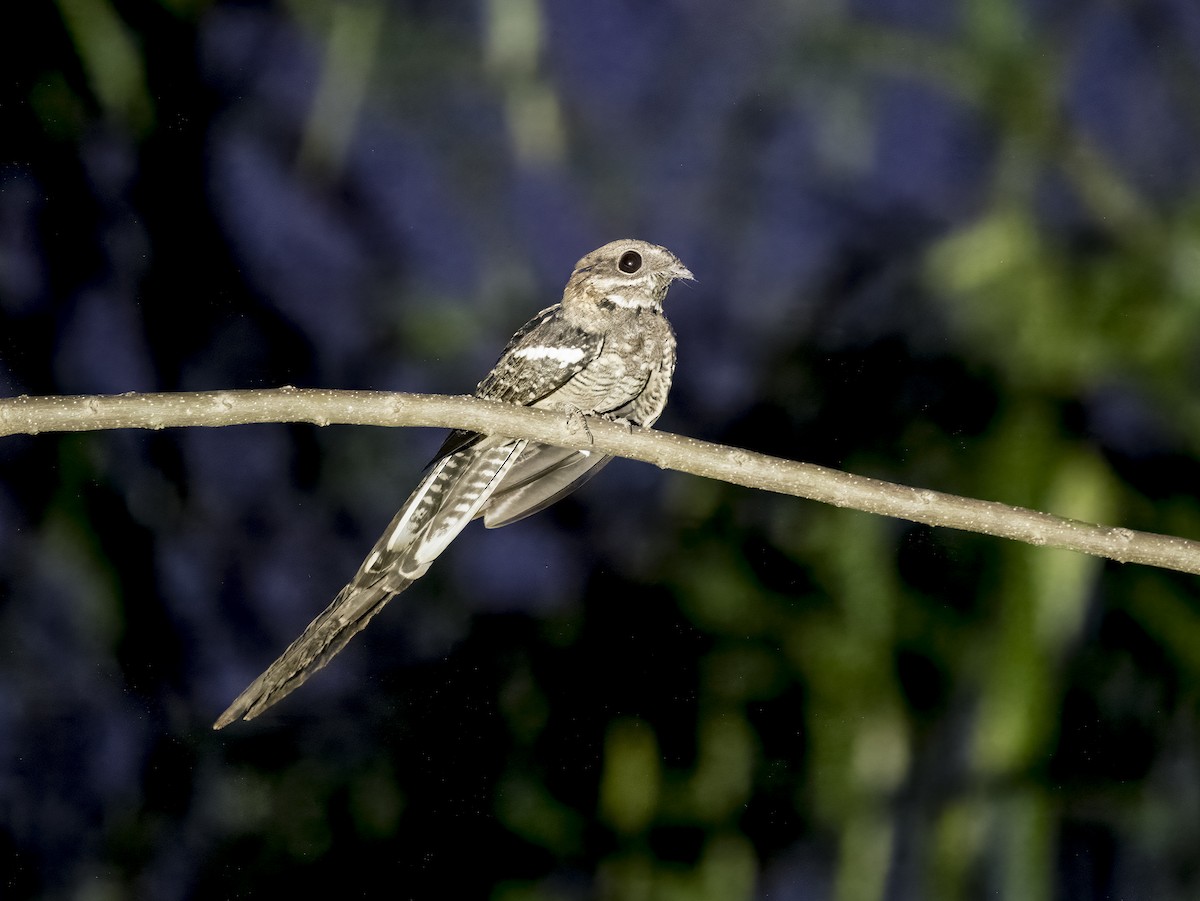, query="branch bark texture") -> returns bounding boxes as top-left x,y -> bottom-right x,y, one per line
2,388 -> 1196,575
